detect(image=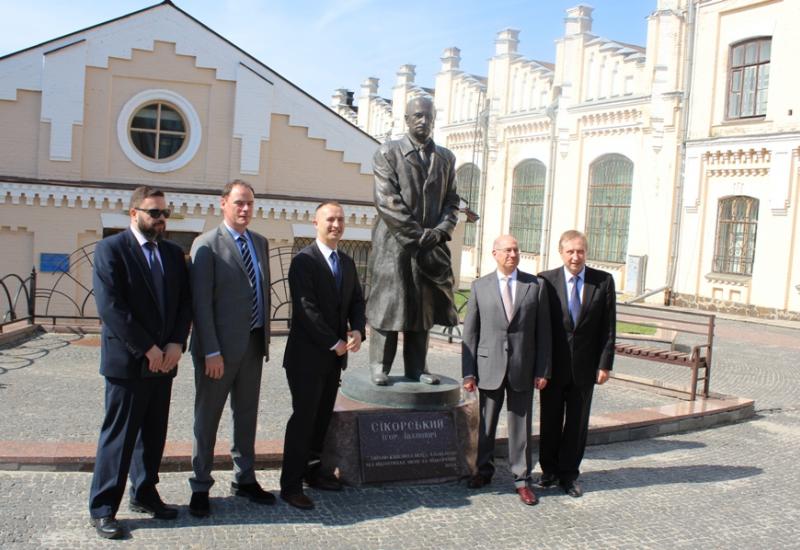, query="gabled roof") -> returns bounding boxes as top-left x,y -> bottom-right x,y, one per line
0,1 -> 379,171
